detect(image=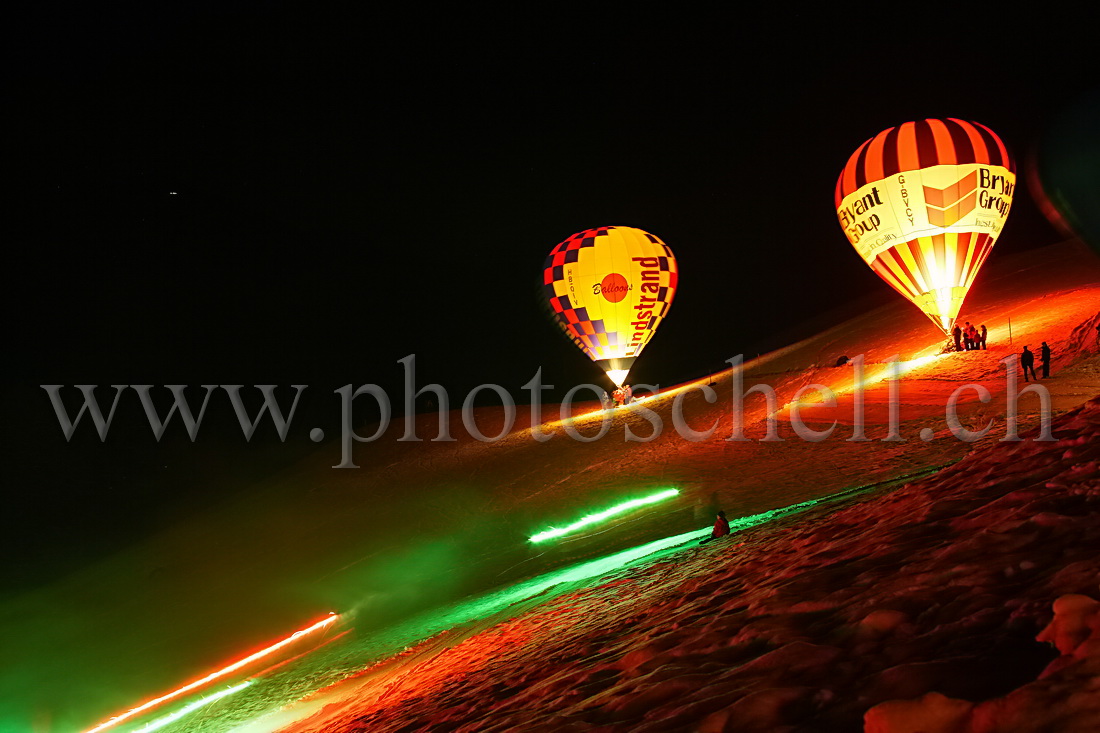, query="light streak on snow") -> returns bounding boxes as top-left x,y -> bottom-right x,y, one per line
779,353 -> 942,414
529,489 -> 680,543
82,613 -> 339,733
532,373 -> 716,434
129,681 -> 252,733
